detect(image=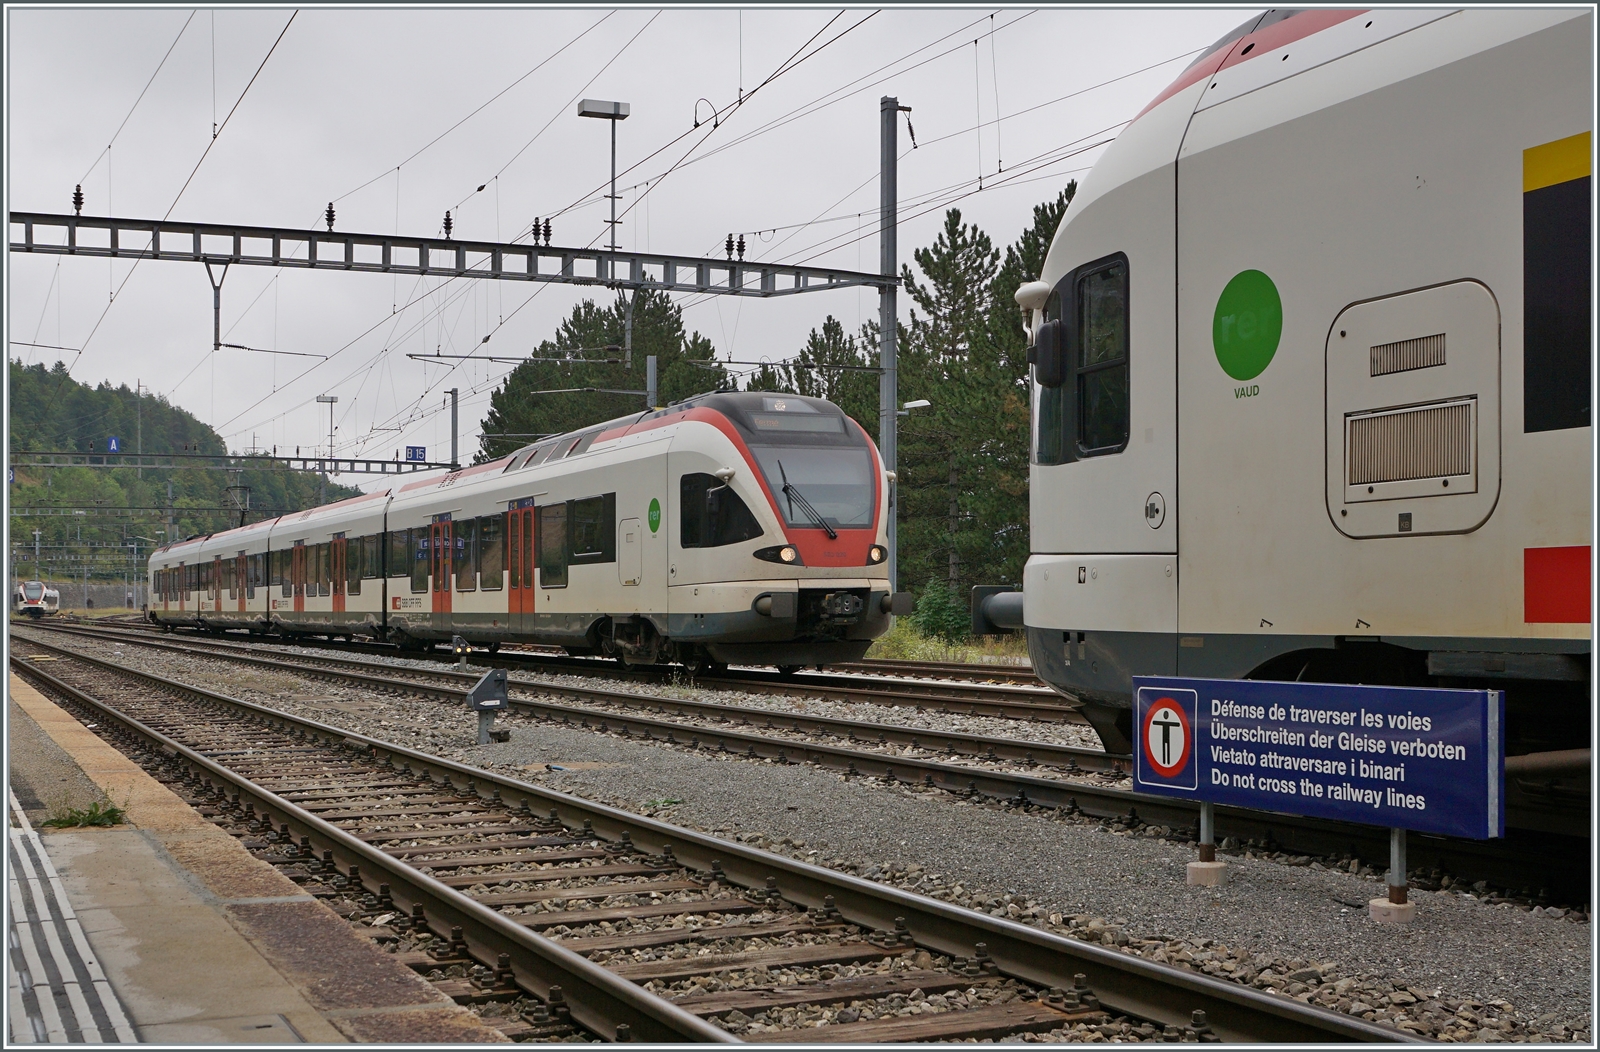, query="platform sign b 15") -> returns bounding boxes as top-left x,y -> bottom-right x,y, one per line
1133,677 -> 1504,839
405,446 -> 426,462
